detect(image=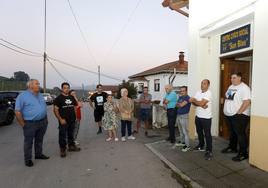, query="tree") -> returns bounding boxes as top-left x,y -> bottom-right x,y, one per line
116,80 -> 137,99
12,71 -> 30,82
